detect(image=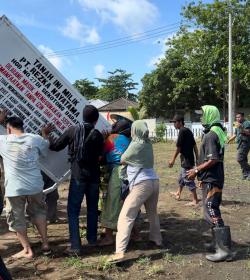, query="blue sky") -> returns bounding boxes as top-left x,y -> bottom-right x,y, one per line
1,0 -> 212,92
